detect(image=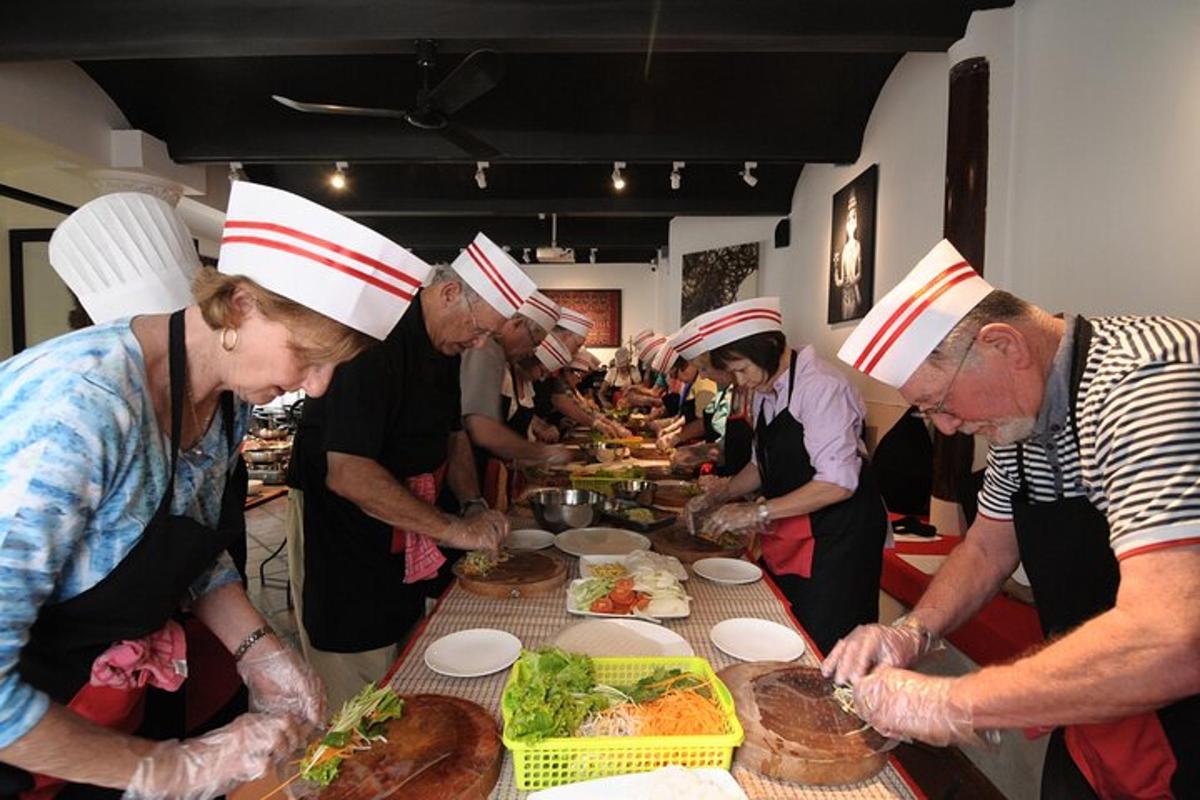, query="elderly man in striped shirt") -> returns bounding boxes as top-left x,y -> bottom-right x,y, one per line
825,240 -> 1199,799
